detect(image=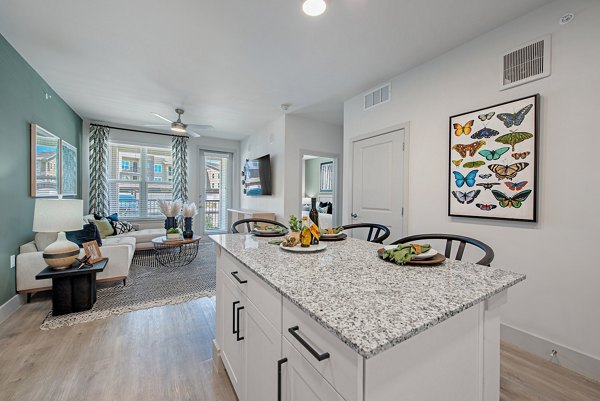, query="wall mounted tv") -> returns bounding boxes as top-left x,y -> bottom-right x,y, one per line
243,154 -> 272,196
